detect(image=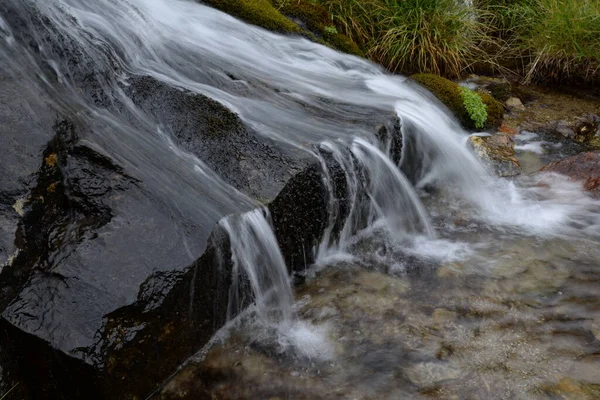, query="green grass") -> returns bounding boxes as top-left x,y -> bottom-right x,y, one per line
320,0 -> 490,77
522,0 -> 600,84
476,0 -> 600,84
202,0 -> 599,86
316,0 -> 599,85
